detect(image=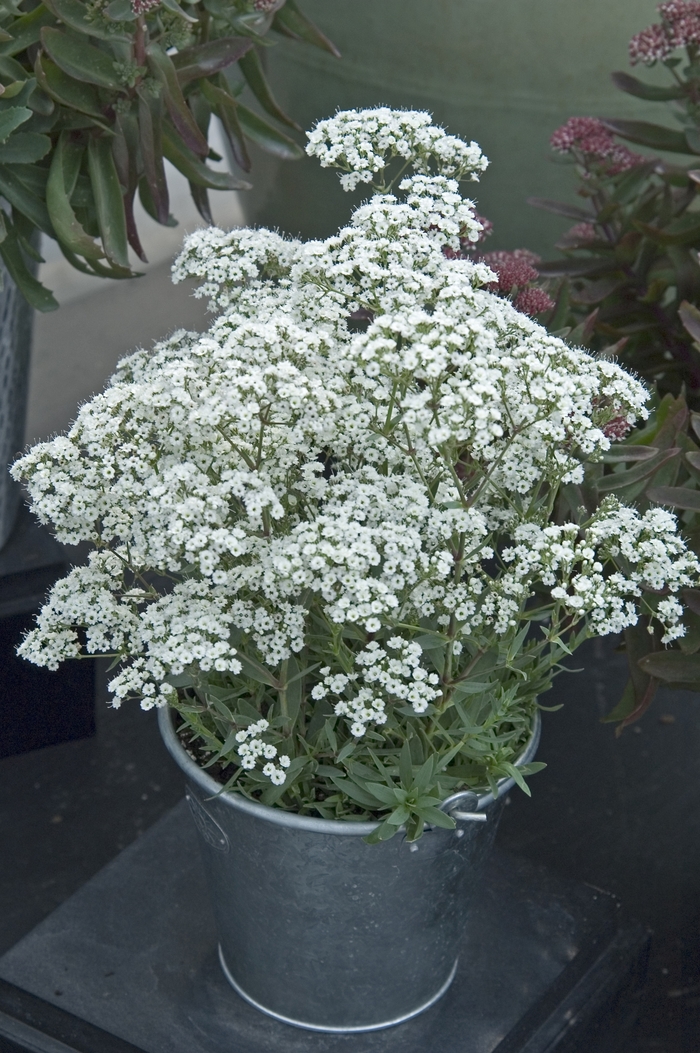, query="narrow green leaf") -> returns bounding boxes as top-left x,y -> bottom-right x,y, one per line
34,53 -> 107,124
638,650 -> 700,683
527,197 -> 594,222
601,118 -> 690,154
137,87 -> 169,225
0,131 -> 50,163
239,48 -> 300,130
647,485 -> 700,510
272,0 -> 340,57
172,36 -> 252,86
0,5 -> 55,57
601,444 -> 658,463
0,105 -> 31,142
47,132 -> 103,260
363,819 -> 397,844
146,43 -> 209,158
162,122 -> 251,190
364,782 -> 399,805
201,78 -> 250,171
537,257 -> 619,279
399,738 -> 413,789
236,101 -> 304,160
160,0 -> 198,22
43,0 -> 131,41
611,71 -> 685,101
419,806 -> 455,829
679,300 -> 700,344
0,162 -> 52,234
40,27 -> 121,90
87,135 -> 129,268
601,679 -> 637,723
0,228 -> 58,311
597,447 -> 680,491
